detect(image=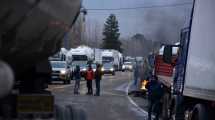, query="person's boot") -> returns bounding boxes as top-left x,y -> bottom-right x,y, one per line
94,94 -> 99,96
